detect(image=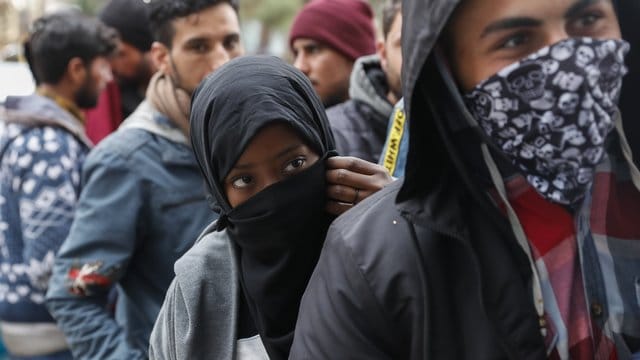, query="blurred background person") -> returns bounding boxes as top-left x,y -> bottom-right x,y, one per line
84,0 -> 156,143
327,0 -> 402,163
0,11 -> 116,360
289,0 -> 376,108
